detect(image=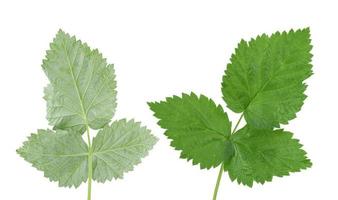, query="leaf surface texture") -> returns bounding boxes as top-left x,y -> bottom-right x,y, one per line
226,126 -> 312,186
17,129 -> 88,187
92,119 -> 158,182
222,28 -> 312,128
149,93 -> 233,169
43,30 -> 117,133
